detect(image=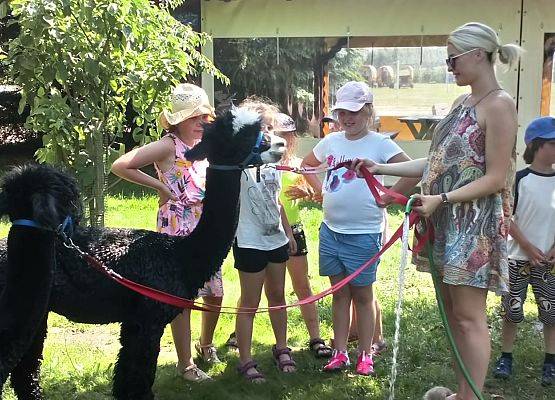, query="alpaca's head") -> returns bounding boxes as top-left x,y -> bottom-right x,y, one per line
185,108 -> 286,166
0,164 -> 82,230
